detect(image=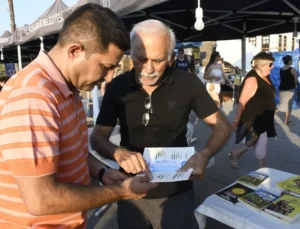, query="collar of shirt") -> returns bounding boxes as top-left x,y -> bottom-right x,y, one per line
34,51 -> 78,98
129,67 -> 174,88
